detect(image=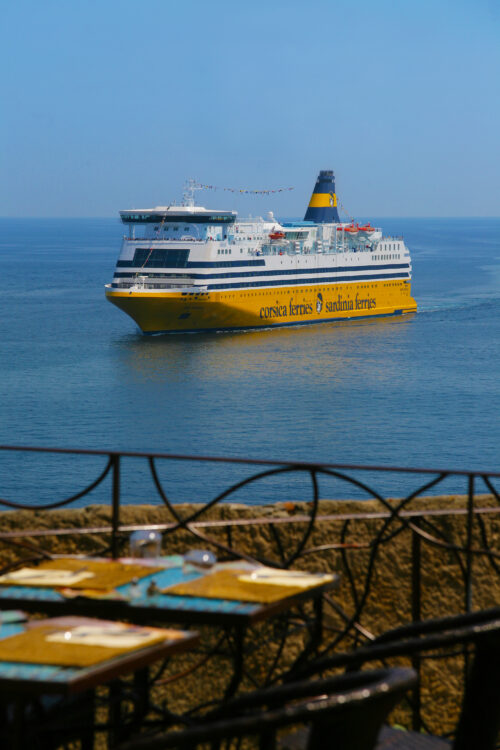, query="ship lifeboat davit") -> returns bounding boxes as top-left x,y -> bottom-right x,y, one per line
269,231 -> 285,240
